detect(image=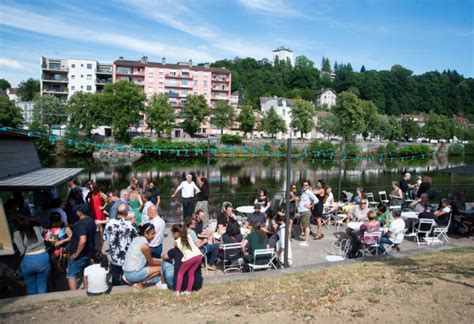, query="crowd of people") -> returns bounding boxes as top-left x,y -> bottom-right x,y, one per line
5,171 -> 466,297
